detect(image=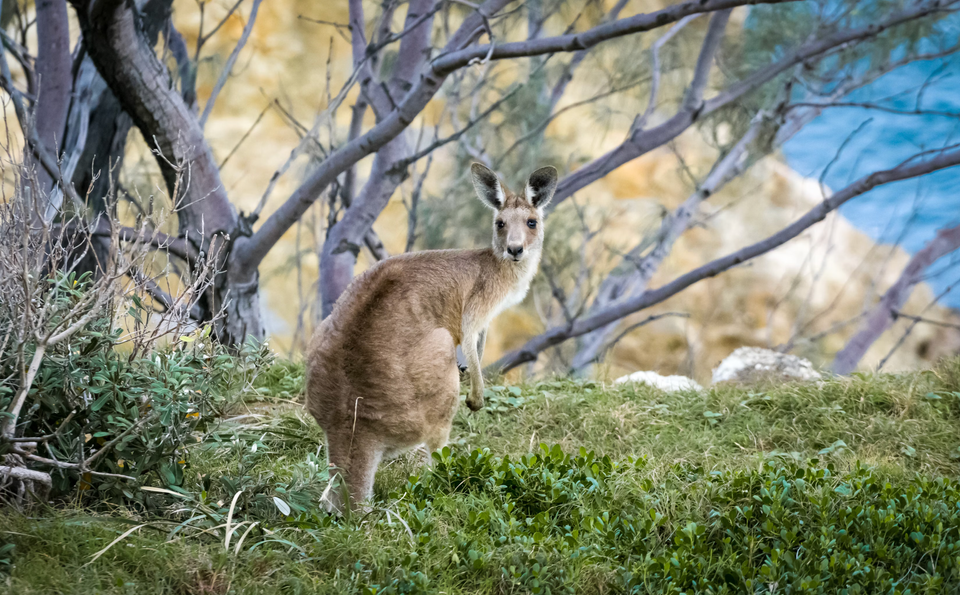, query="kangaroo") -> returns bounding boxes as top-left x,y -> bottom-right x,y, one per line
305,163 -> 558,512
